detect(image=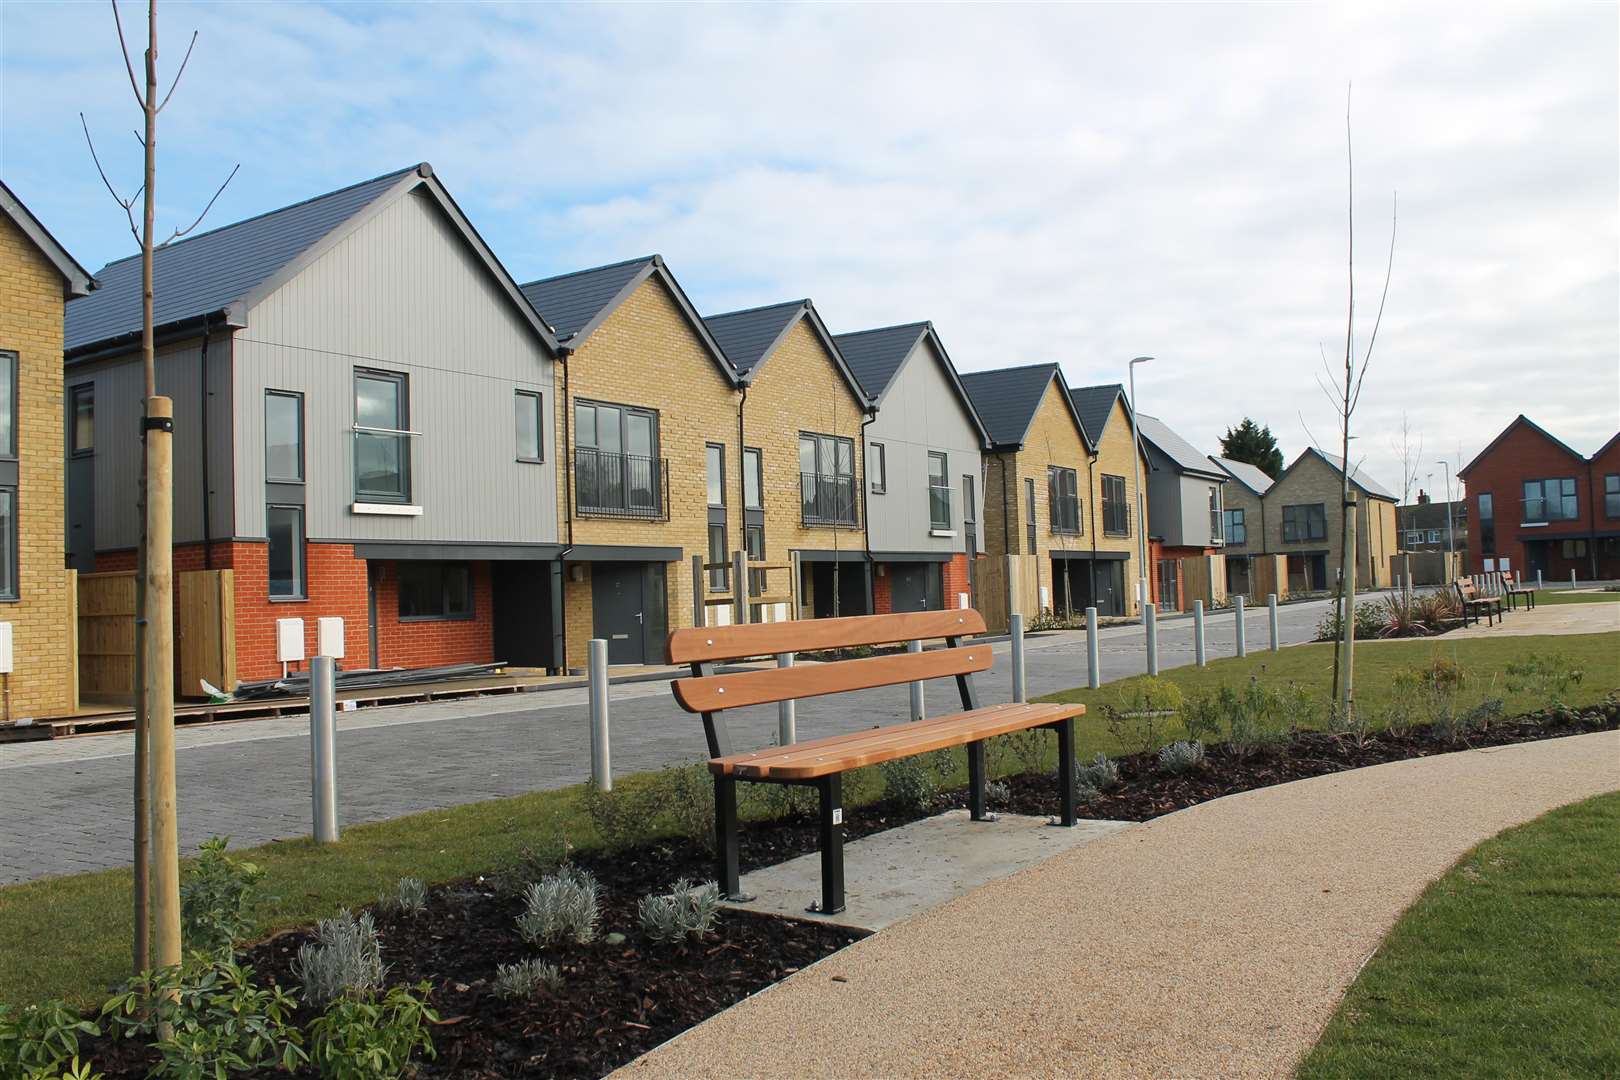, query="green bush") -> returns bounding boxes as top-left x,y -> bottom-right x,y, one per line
638,879 -> 722,944
517,867 -> 600,947
1183,681 -> 1305,759
1506,653 -> 1585,709
0,999 -> 101,1079
879,755 -> 937,811
659,762 -> 716,852
492,958 -> 562,1001
1103,676 -> 1185,756
579,781 -> 660,851
306,982 -> 436,1080
180,836 -> 269,959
